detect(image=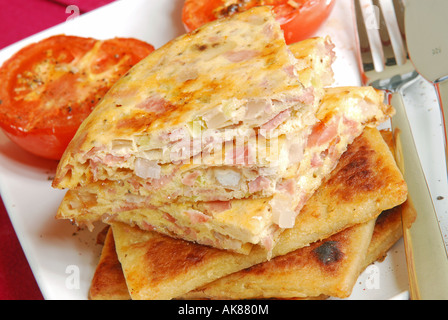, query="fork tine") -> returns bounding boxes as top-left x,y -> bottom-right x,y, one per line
356,0 -> 387,72
354,0 -> 375,74
353,0 -> 416,87
373,0 -> 396,66
378,0 -> 407,65
392,0 -> 408,57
